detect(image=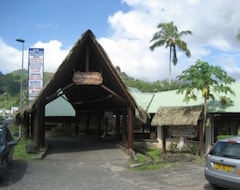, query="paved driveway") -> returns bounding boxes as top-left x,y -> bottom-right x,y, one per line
0,135 -> 215,190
